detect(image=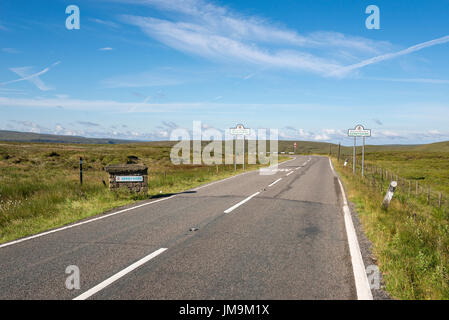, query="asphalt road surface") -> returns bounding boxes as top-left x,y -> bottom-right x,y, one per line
0,156 -> 360,300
